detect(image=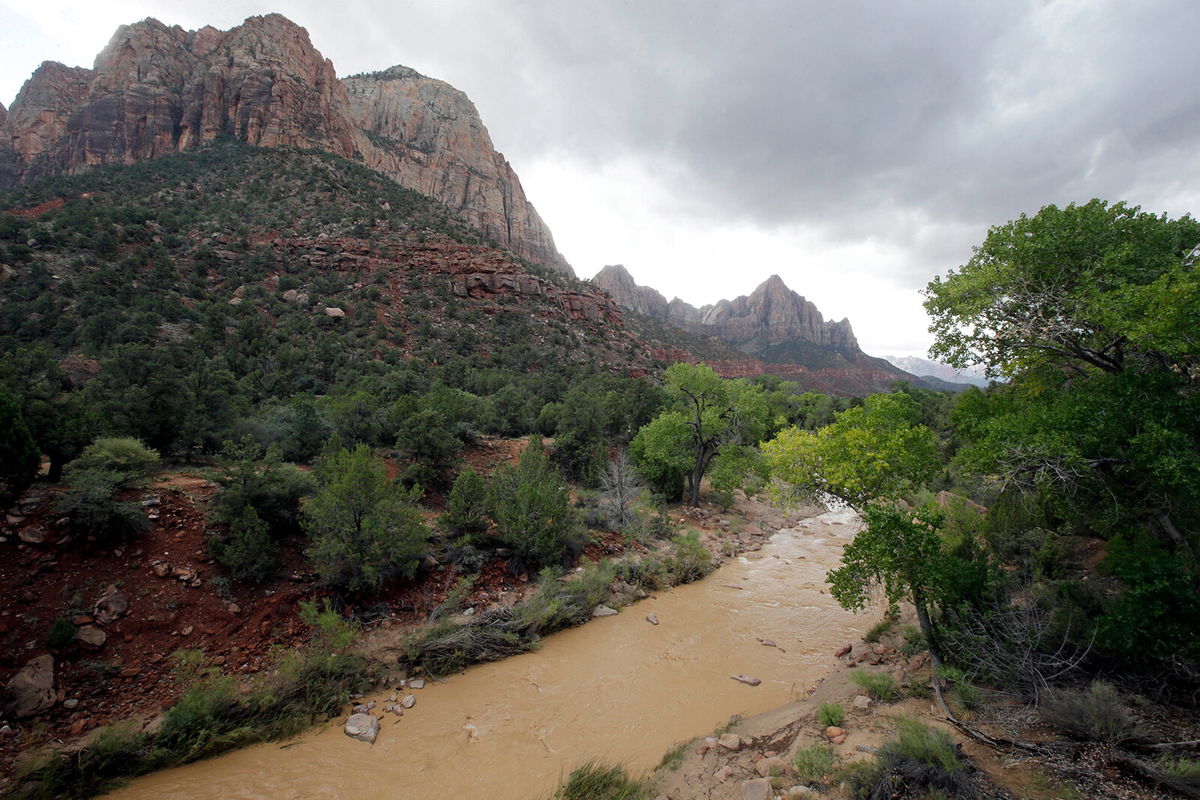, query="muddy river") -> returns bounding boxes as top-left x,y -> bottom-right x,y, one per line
107,508 -> 873,800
